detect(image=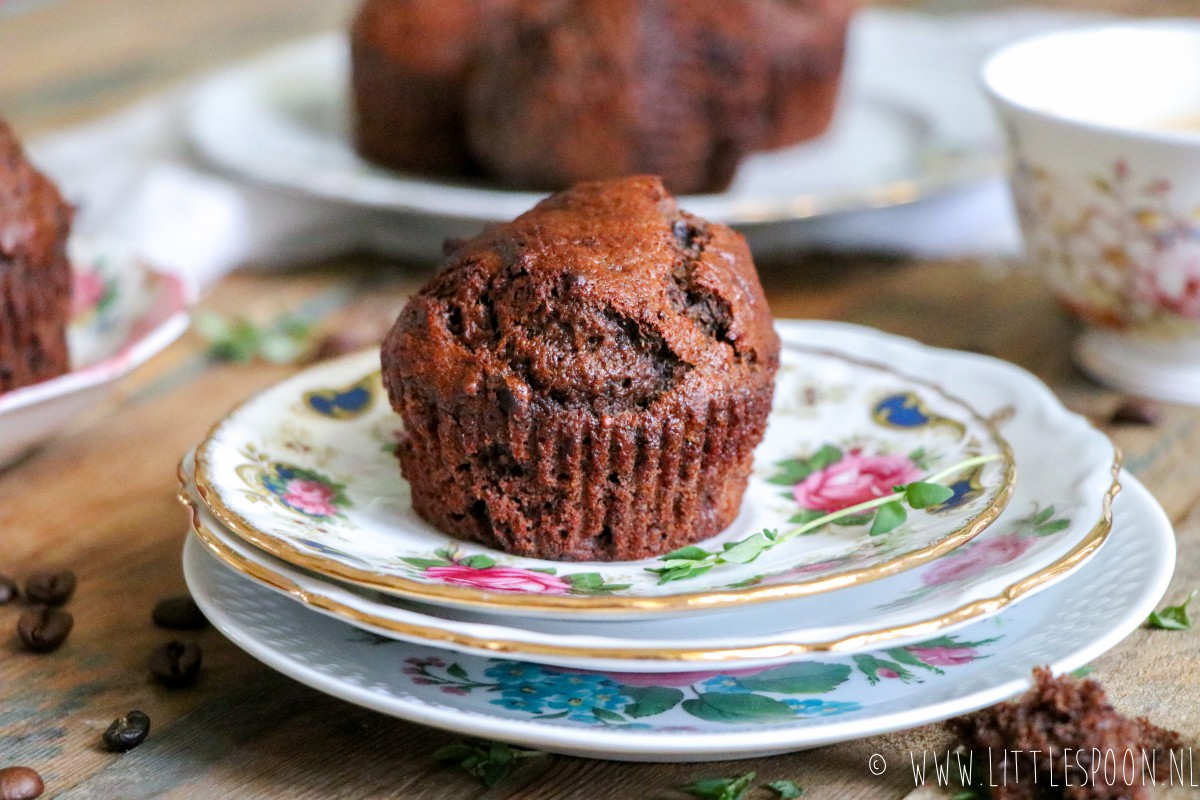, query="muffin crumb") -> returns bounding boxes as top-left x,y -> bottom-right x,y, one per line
946,667 -> 1185,799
